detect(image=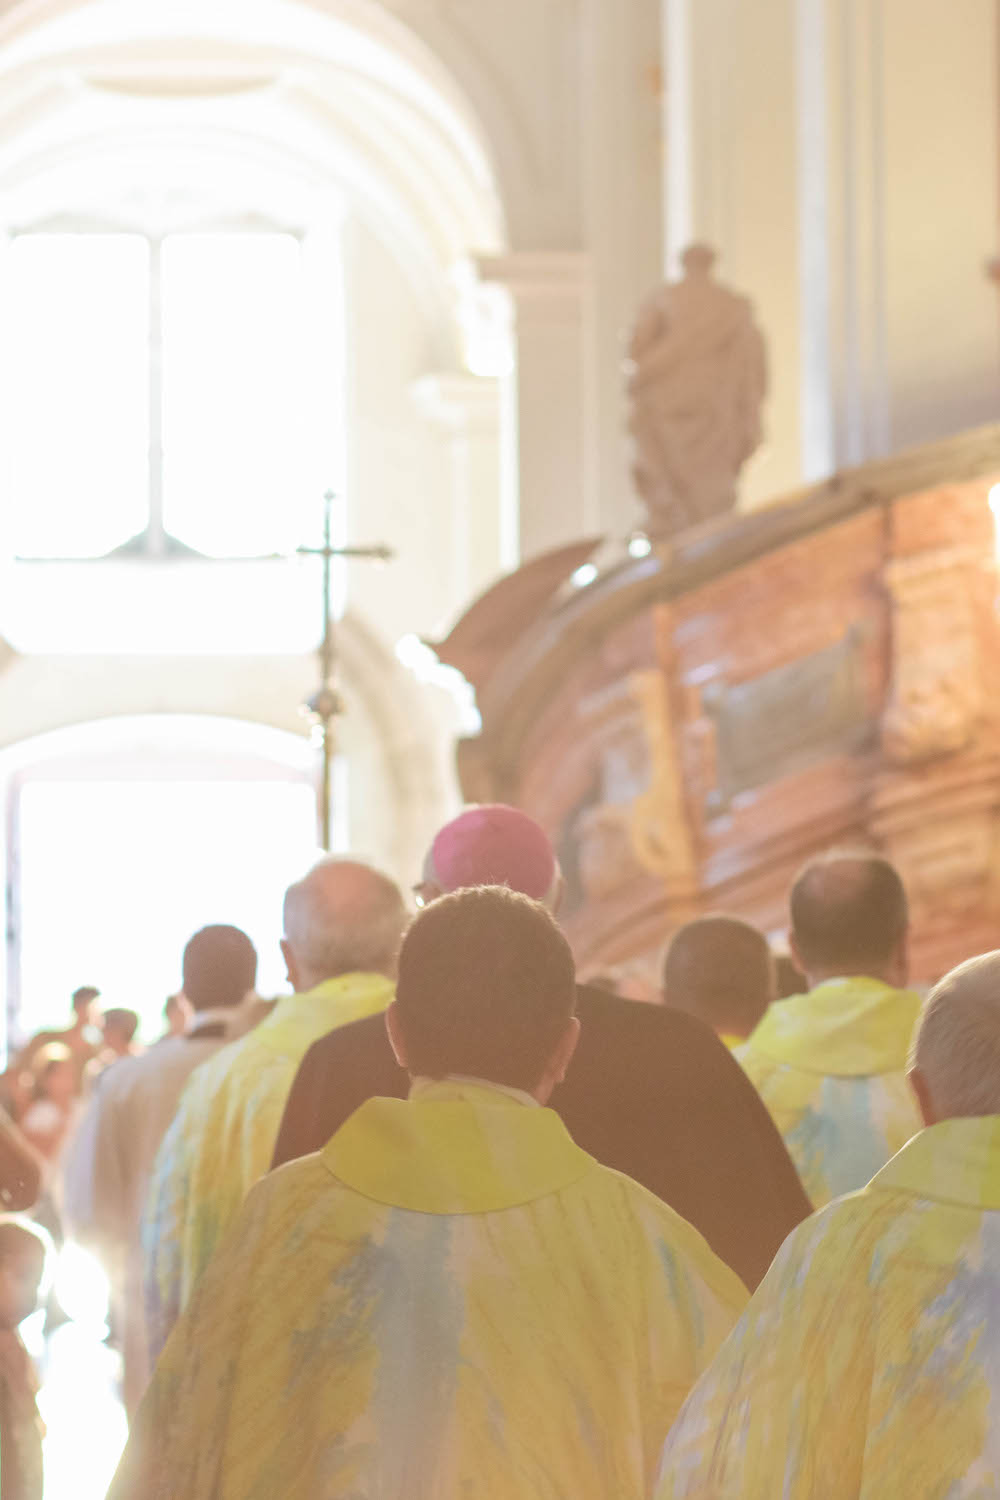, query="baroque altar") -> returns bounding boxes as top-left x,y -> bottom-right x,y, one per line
431,423 -> 1000,990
